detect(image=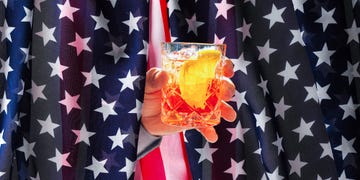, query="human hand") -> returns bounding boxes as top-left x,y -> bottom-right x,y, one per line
141,59 -> 236,143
